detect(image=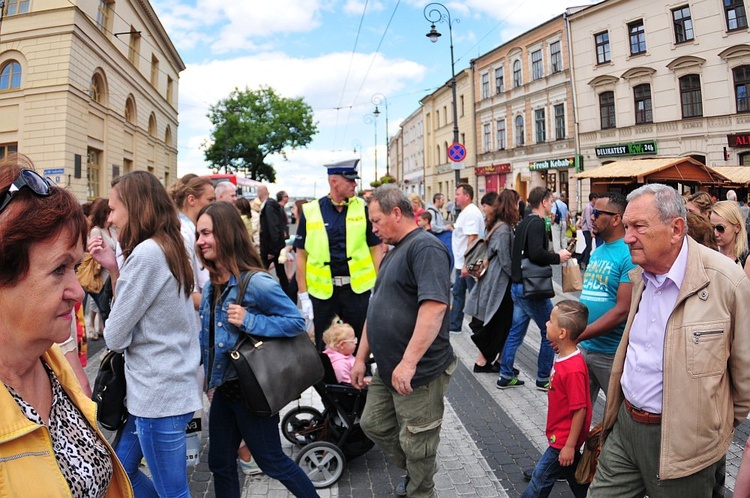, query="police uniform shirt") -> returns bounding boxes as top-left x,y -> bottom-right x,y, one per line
293,196 -> 381,277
